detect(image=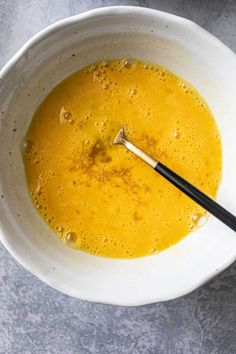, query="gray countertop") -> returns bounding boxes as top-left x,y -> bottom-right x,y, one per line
1,1 -> 236,353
